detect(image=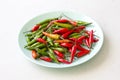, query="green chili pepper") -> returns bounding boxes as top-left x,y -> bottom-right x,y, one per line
54,43 -> 60,47
36,48 -> 48,56
47,37 -> 53,46
71,35 -> 81,38
35,43 -> 46,48
69,33 -> 80,38
25,33 -> 33,37
54,22 -> 73,29
42,36 -> 47,40
38,18 -> 58,25
26,37 -> 31,43
51,47 -> 65,52
77,21 -> 92,26
48,48 -> 59,63
39,23 -> 49,30
31,42 -> 40,47
26,46 -> 35,50
24,39 -> 36,47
